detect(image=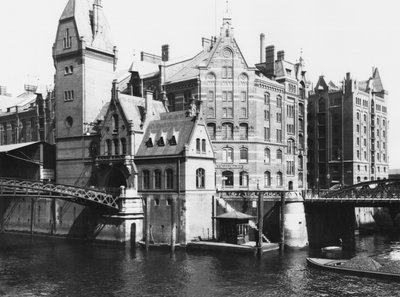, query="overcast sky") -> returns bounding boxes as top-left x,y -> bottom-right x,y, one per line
1,0 -> 399,168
